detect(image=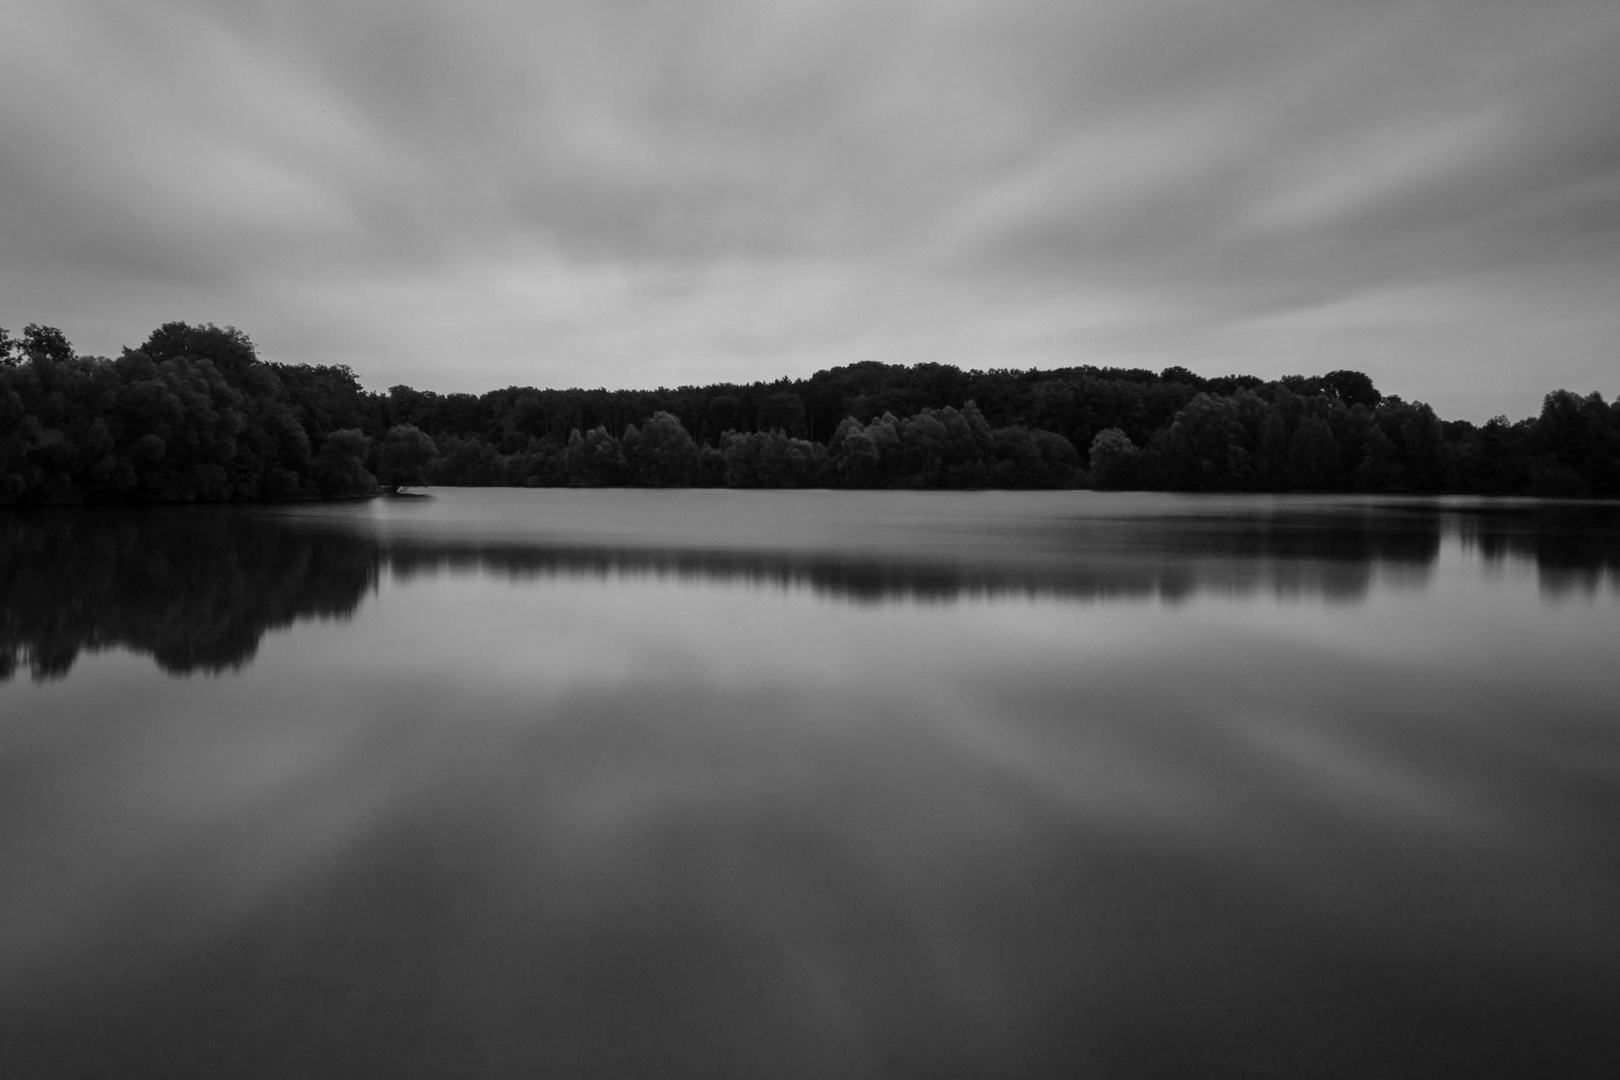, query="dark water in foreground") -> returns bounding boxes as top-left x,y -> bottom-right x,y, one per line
3,490 -> 1619,1078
